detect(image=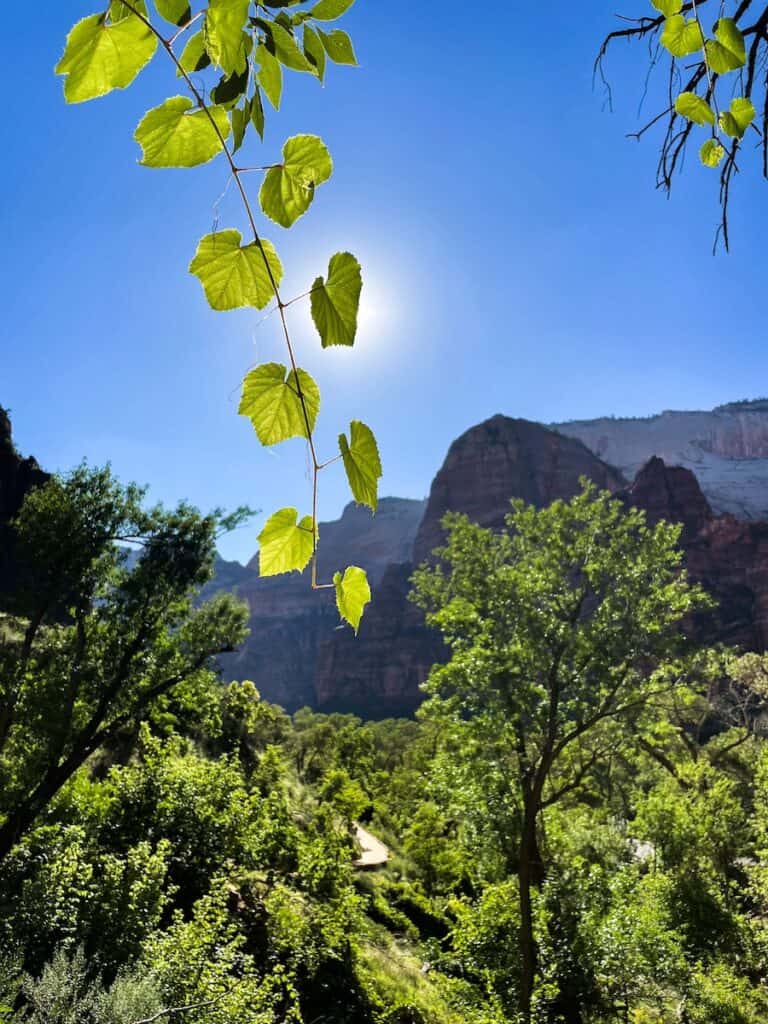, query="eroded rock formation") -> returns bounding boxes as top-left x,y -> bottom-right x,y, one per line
0,408 -> 49,602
